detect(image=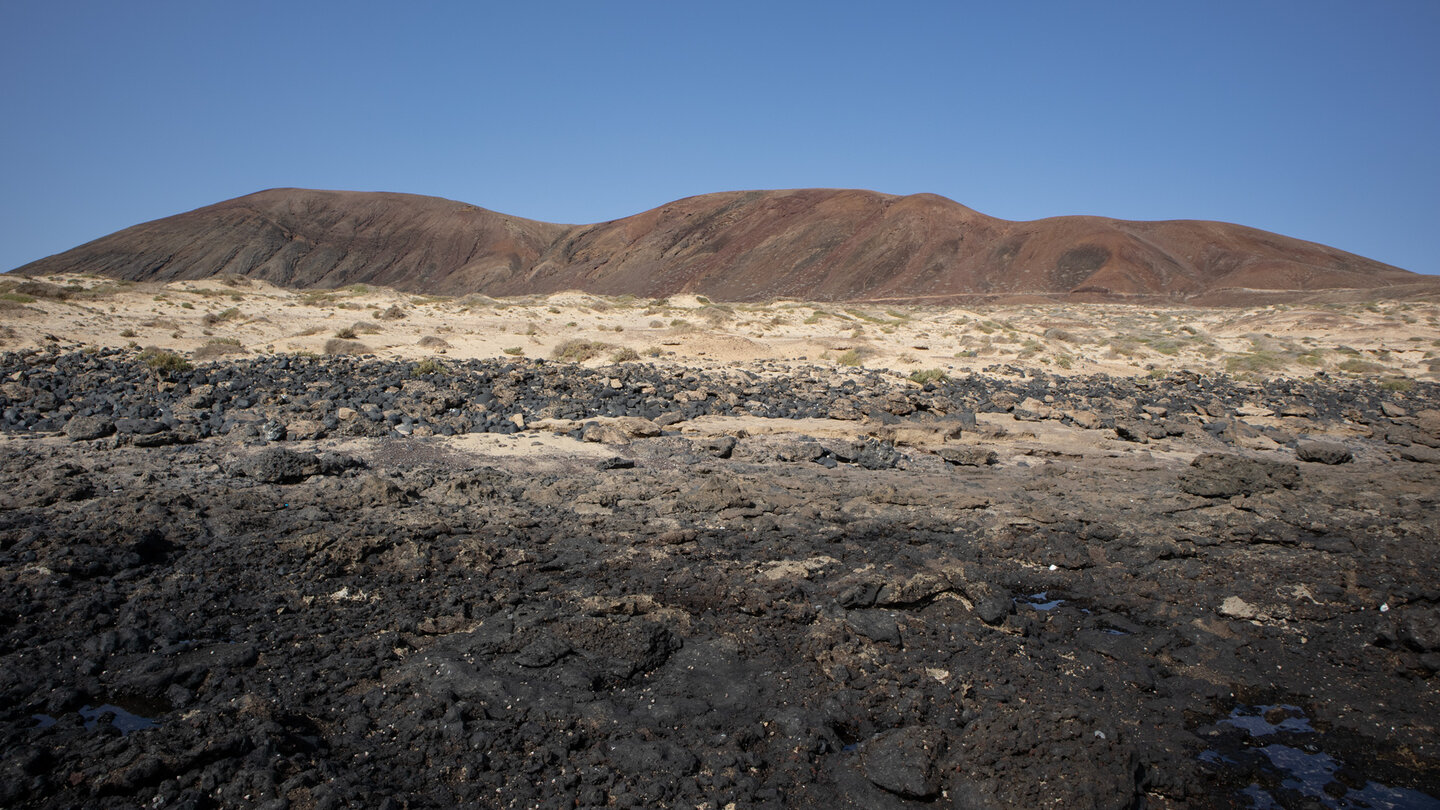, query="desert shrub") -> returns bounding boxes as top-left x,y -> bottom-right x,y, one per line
139,347 -> 192,373
192,338 -> 246,360
0,292 -> 36,304
323,338 -> 367,355
551,339 -> 612,362
909,368 -> 949,385
1106,338 -> 1146,359
412,358 -> 448,376
376,305 -> 407,320
502,346 -> 524,356
118,328 -> 138,338
460,295 -> 498,309
700,305 -> 734,325
1225,351 -> 1286,374
1380,377 -> 1414,392
835,348 -> 868,367
7,280 -> 69,300
417,335 -> 450,349
609,347 -> 641,363
201,307 -> 242,326
644,346 -> 663,357
351,321 -> 383,334
1336,358 -> 1387,374
649,320 -> 665,328
334,327 -> 358,340
1054,354 -> 1074,369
